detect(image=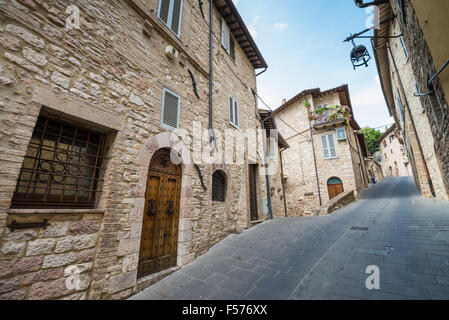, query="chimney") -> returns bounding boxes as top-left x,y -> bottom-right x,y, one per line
282,98 -> 287,104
